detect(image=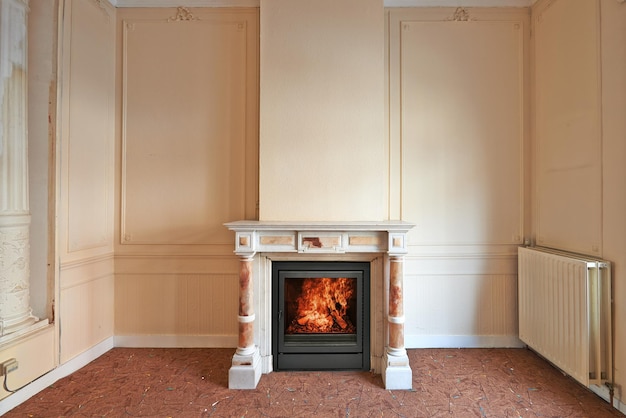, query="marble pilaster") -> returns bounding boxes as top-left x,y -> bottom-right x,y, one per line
381,255 -> 412,389
229,254 -> 262,389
